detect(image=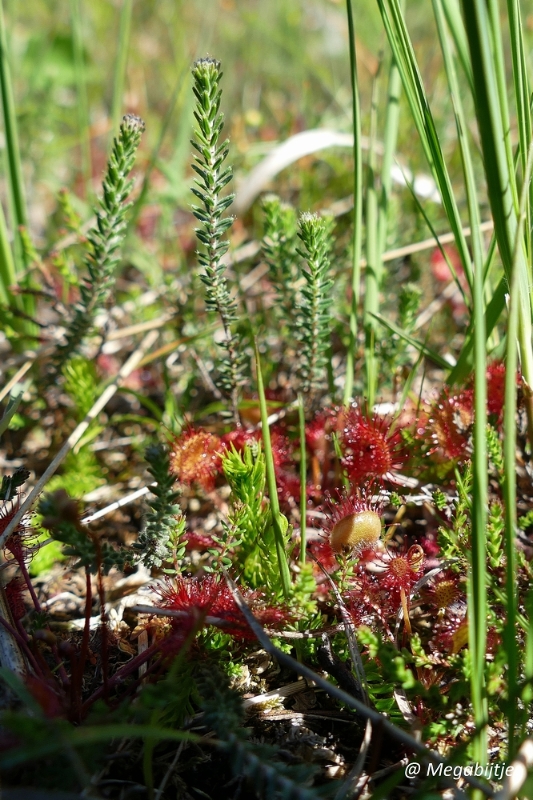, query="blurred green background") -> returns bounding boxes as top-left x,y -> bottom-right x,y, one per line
7,0 -> 450,240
